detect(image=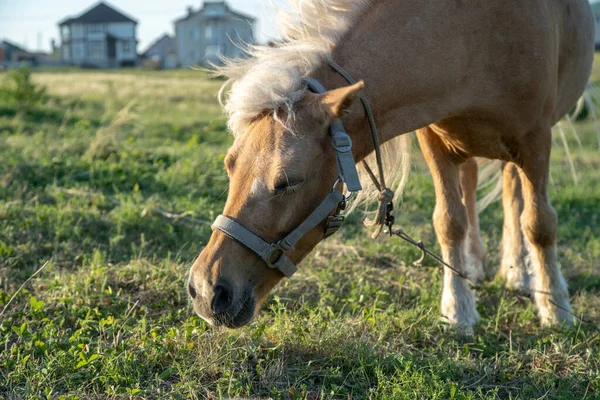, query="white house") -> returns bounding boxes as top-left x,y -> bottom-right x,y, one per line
58,2 -> 138,68
174,1 -> 255,67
